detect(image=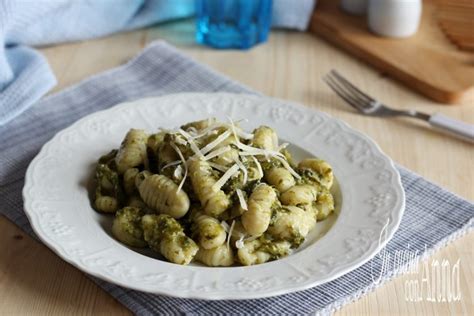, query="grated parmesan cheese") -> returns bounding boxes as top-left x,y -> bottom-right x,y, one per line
177,128 -> 204,159
212,164 -> 240,192
226,220 -> 235,248
198,129 -> 231,156
170,142 -> 188,193
161,160 -> 181,171
275,156 -> 301,179
235,236 -> 245,249
220,221 -> 230,232
173,164 -> 183,179
234,157 -> 248,185
235,142 -> 285,159
236,188 -> 248,211
250,156 -> 263,178
227,117 -> 254,140
228,117 -> 240,143
236,235 -> 259,249
190,122 -> 224,140
174,136 -> 187,146
278,142 -> 289,151
236,129 -> 254,140
186,126 -> 198,136
203,146 -> 231,161
208,162 -> 229,172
